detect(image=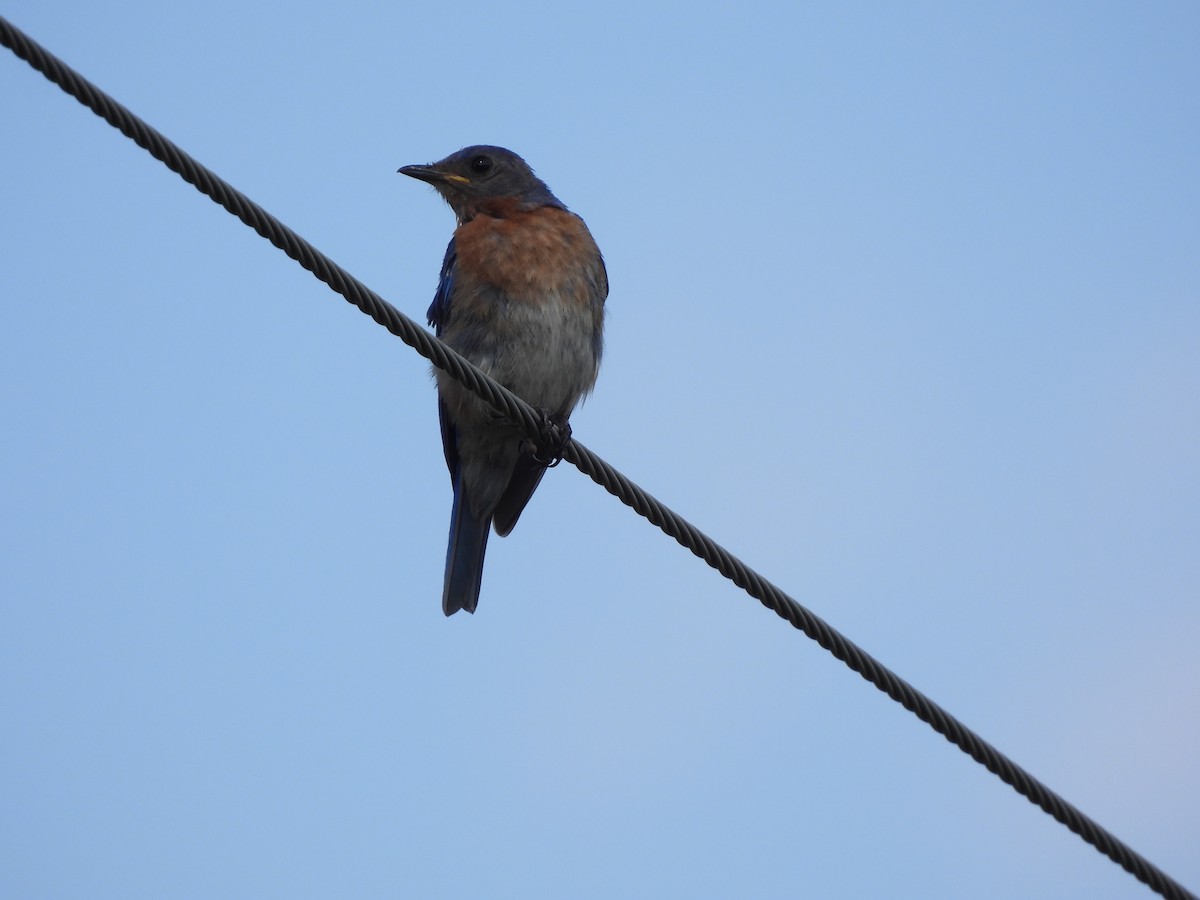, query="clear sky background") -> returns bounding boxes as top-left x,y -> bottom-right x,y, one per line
2,3 -> 1197,899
